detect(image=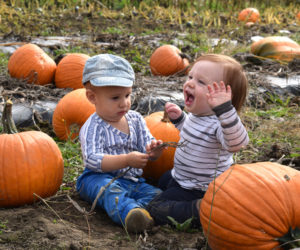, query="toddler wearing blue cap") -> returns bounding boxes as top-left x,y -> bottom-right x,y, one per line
76,54 -> 166,233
